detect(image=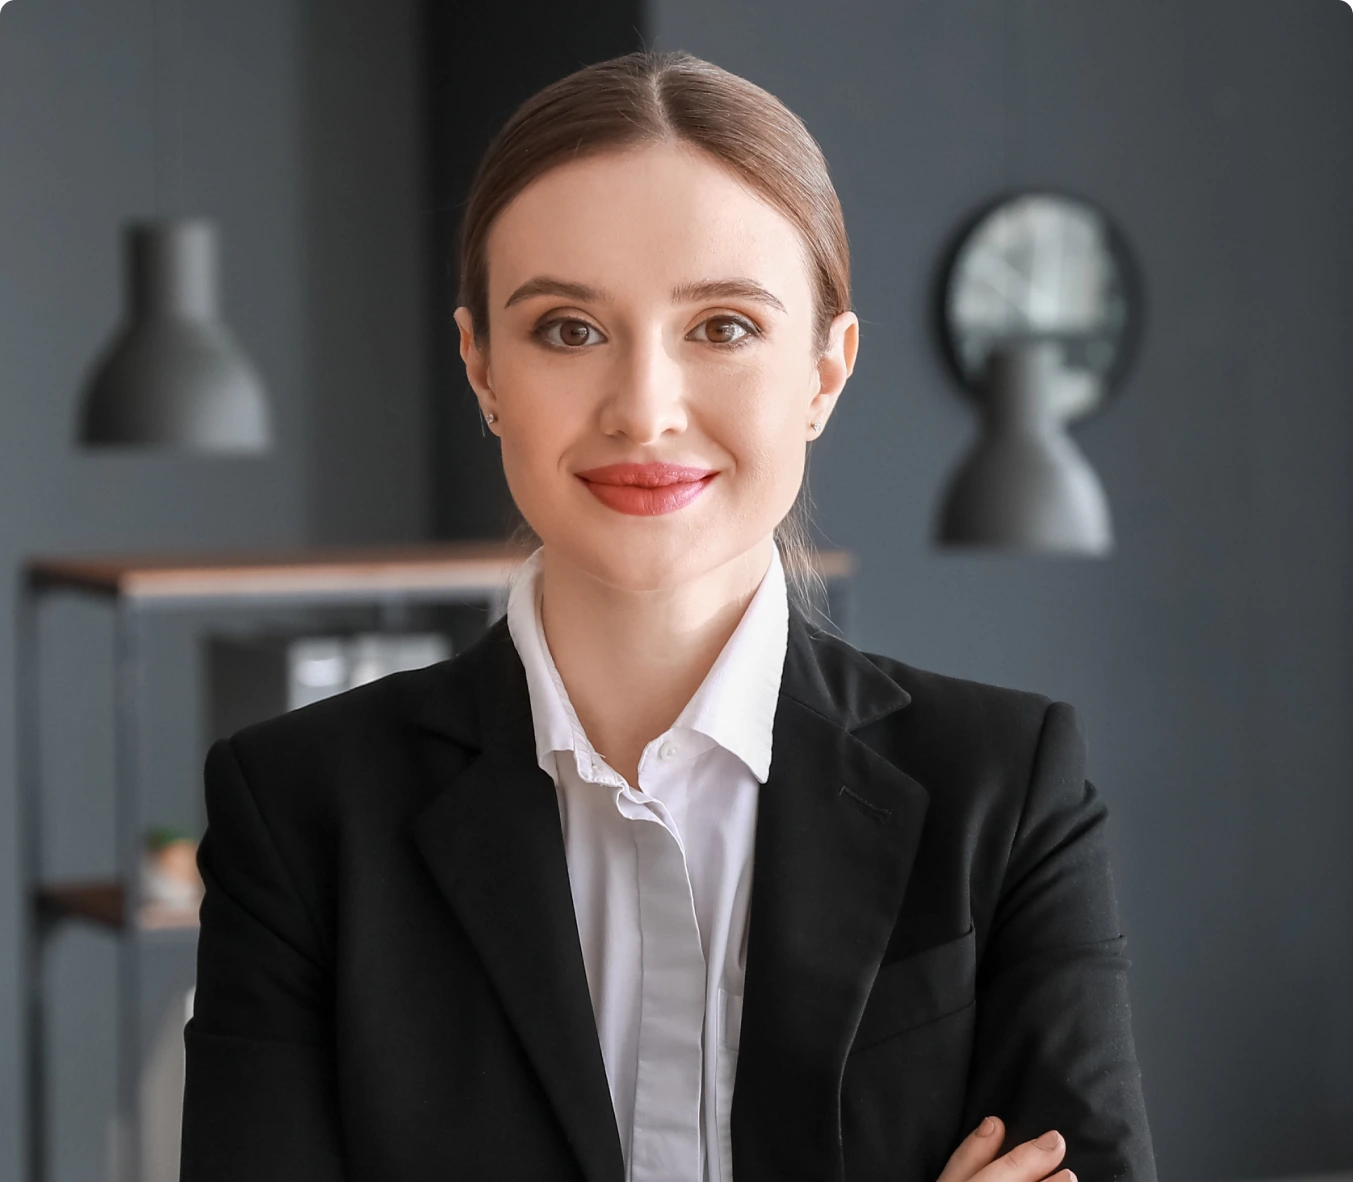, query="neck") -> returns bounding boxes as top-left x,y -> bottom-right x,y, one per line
537,536 -> 776,782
